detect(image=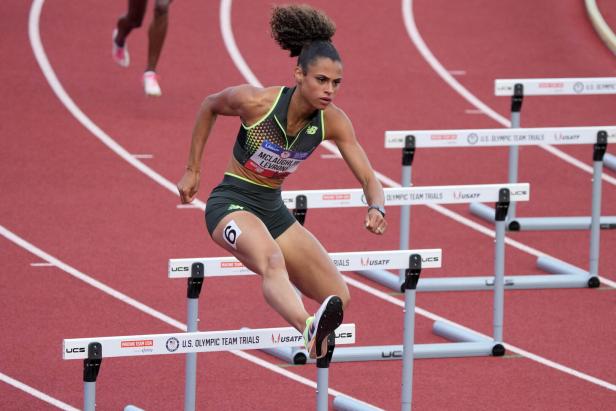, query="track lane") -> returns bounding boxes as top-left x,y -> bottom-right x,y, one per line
2,0 -> 612,408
